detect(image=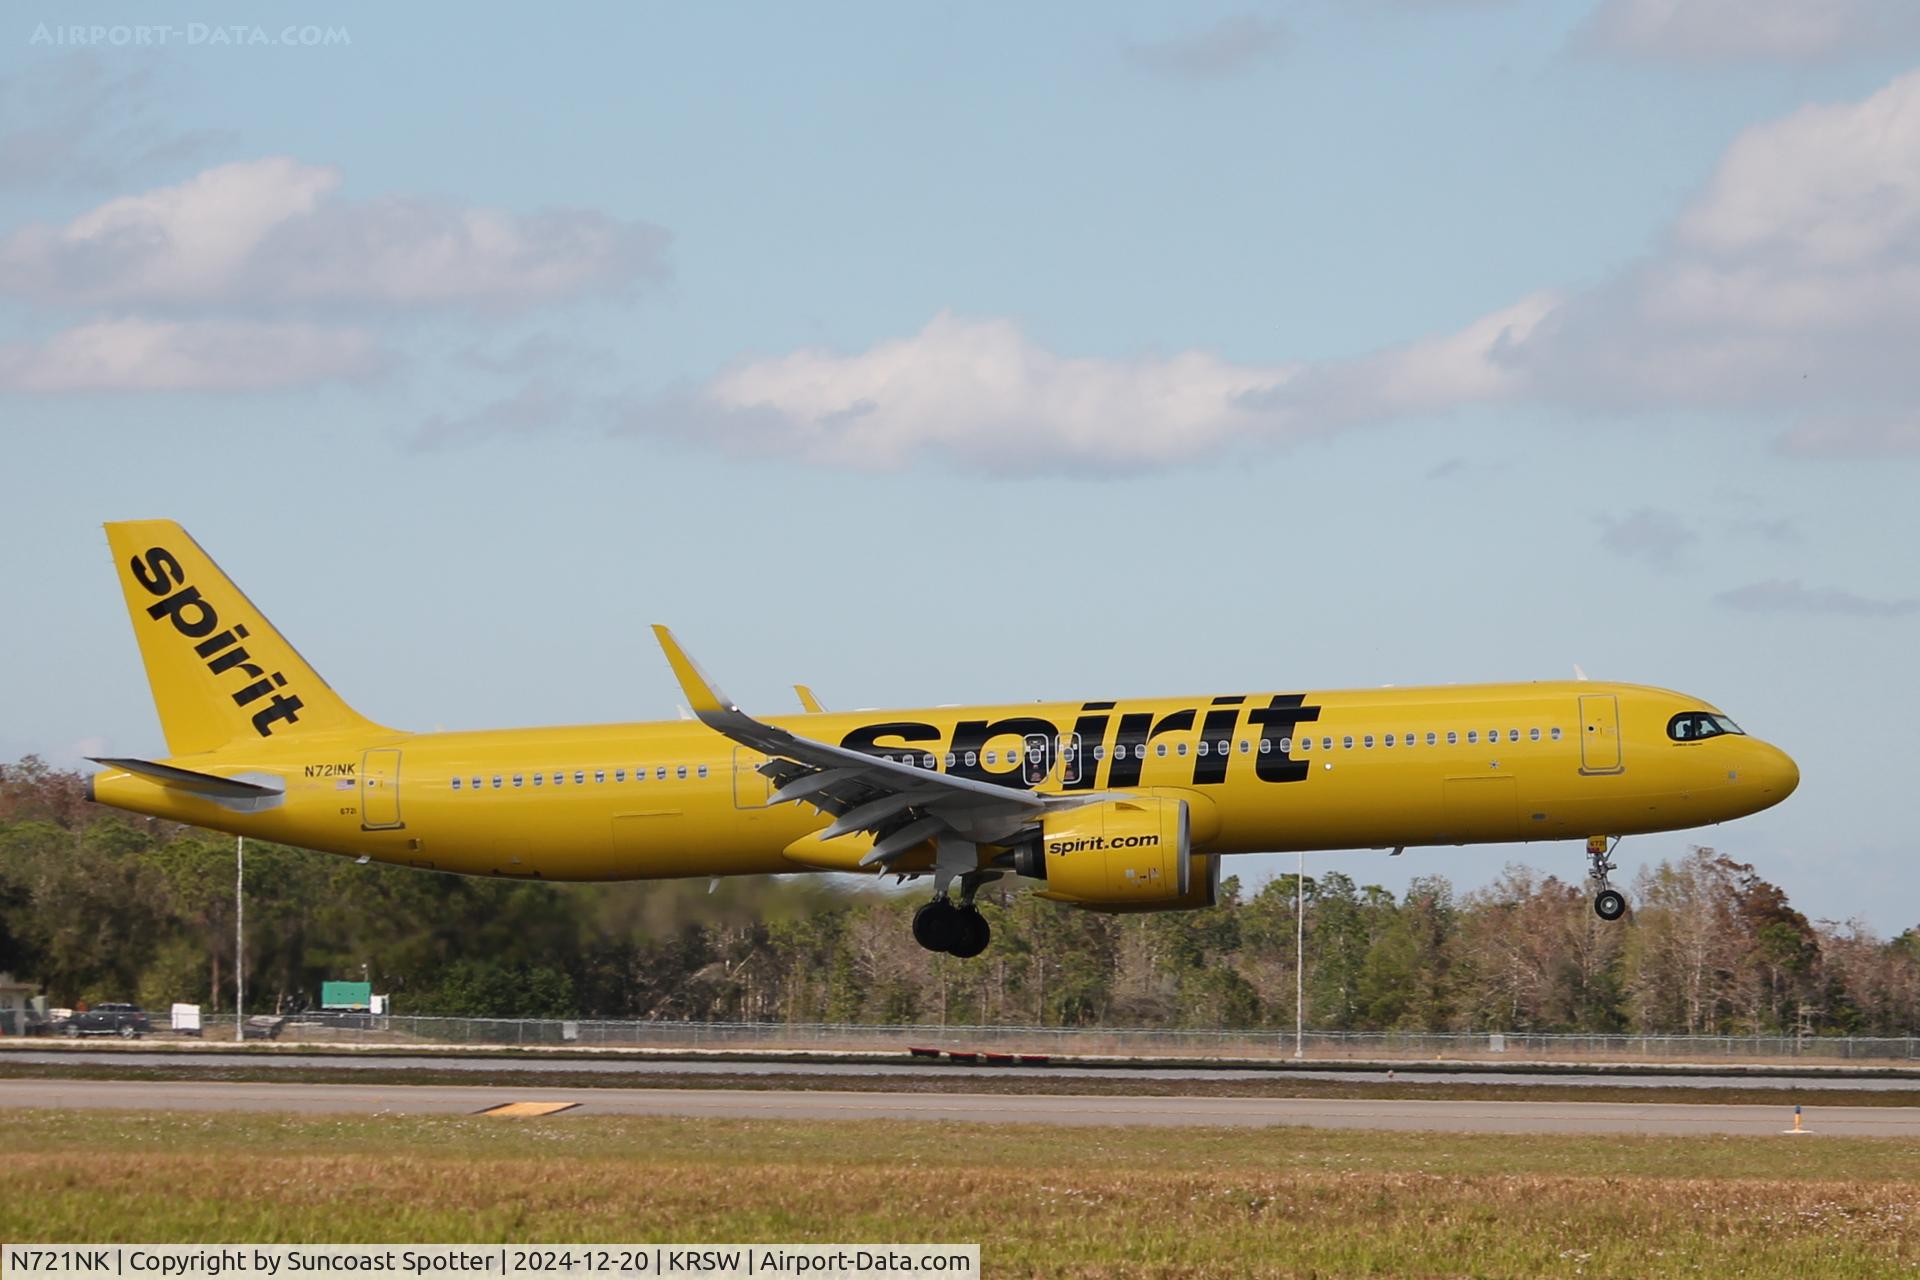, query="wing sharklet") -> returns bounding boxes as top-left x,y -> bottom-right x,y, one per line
651,625 -> 1045,812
